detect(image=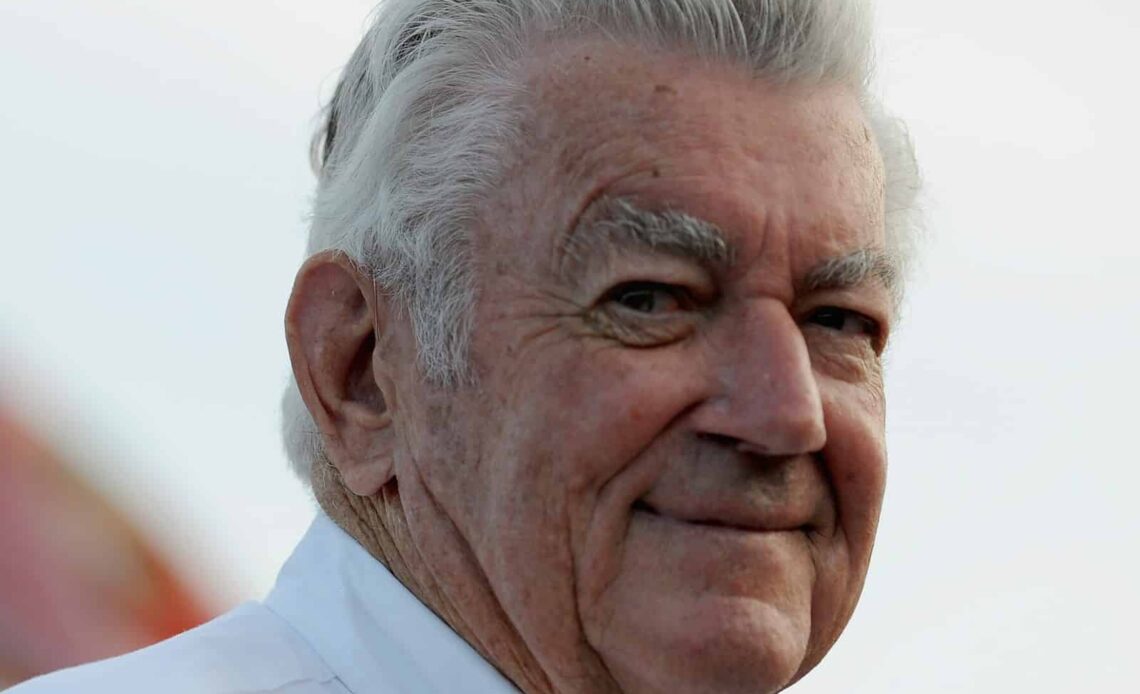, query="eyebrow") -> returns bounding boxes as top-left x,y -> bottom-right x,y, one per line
798,247 -> 899,297
558,197 -> 733,280
559,196 -> 899,298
